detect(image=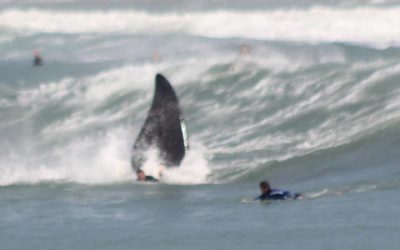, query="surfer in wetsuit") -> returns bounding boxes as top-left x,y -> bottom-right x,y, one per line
136,169 -> 158,182
33,50 -> 43,66
255,180 -> 302,201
